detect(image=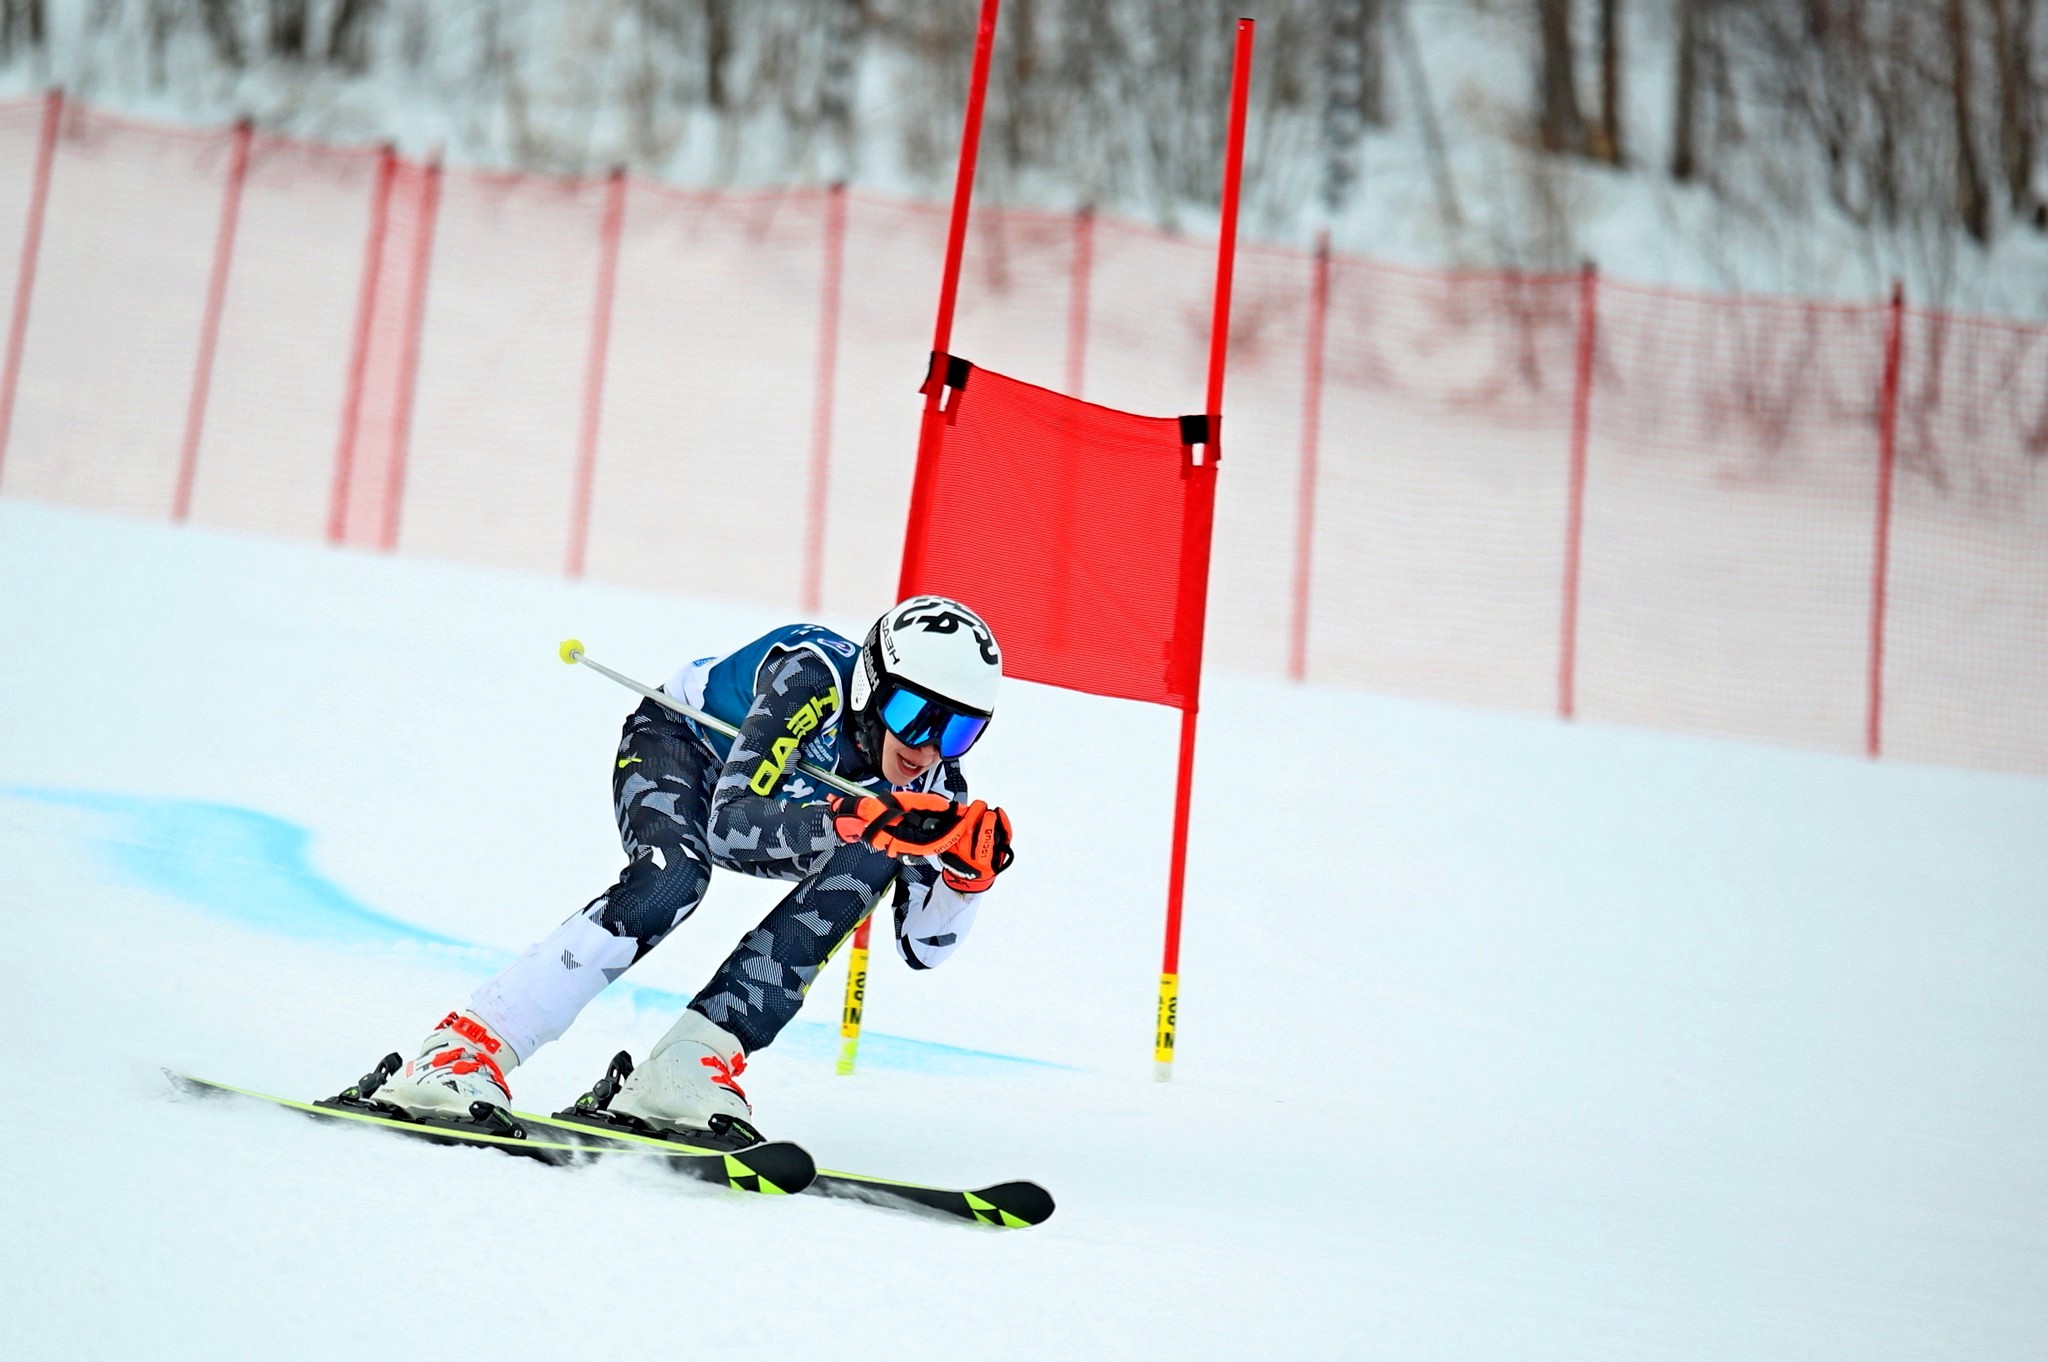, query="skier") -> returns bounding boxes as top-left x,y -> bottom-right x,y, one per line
371,595 -> 1014,1133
